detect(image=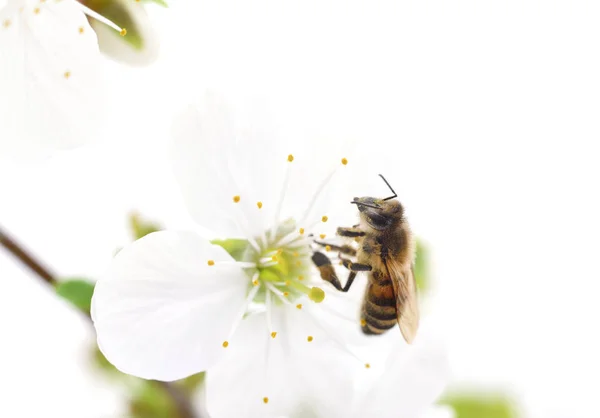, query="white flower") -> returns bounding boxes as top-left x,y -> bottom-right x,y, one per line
92,94 -> 381,417
283,331 -> 451,418
0,0 -> 123,160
